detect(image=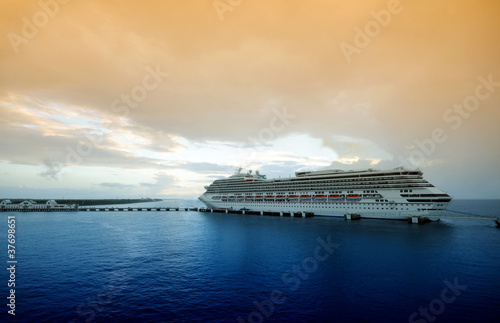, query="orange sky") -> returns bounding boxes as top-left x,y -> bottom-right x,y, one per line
0,0 -> 499,198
